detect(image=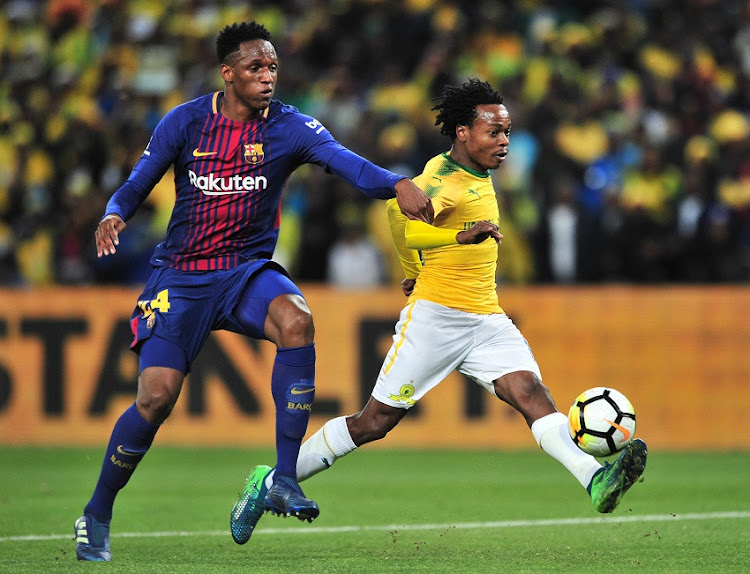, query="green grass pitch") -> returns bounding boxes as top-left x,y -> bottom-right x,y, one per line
1,446 -> 748,573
